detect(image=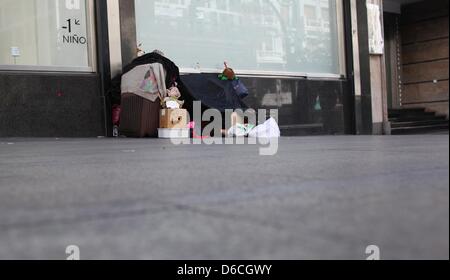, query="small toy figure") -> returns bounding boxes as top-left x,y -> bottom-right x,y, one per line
218,62 -> 249,98
219,62 -> 236,81
161,86 -> 184,109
